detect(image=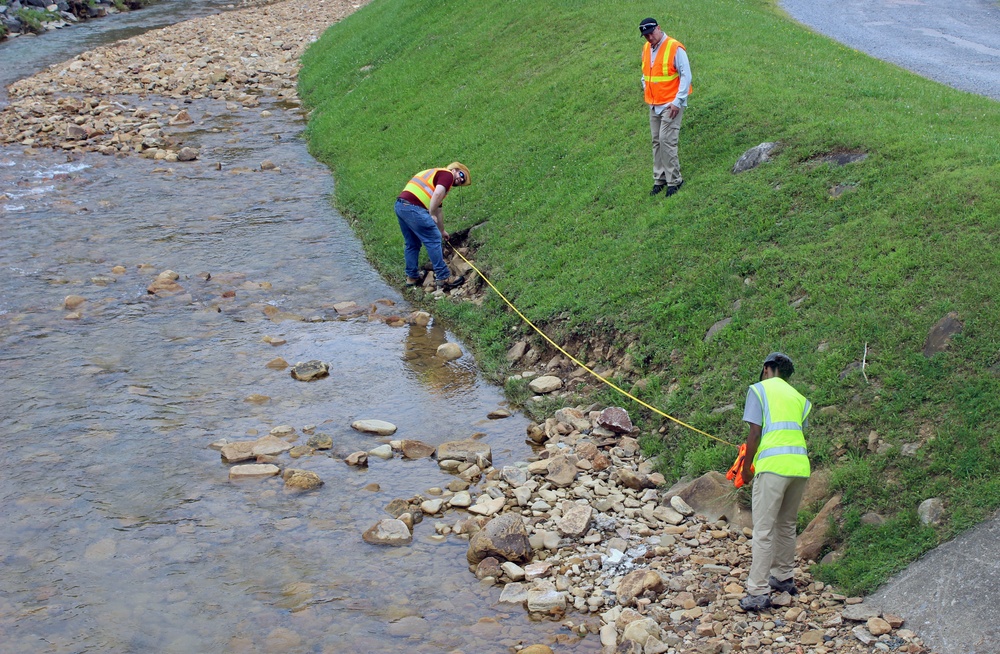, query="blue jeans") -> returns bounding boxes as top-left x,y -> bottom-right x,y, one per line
394,198 -> 450,283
